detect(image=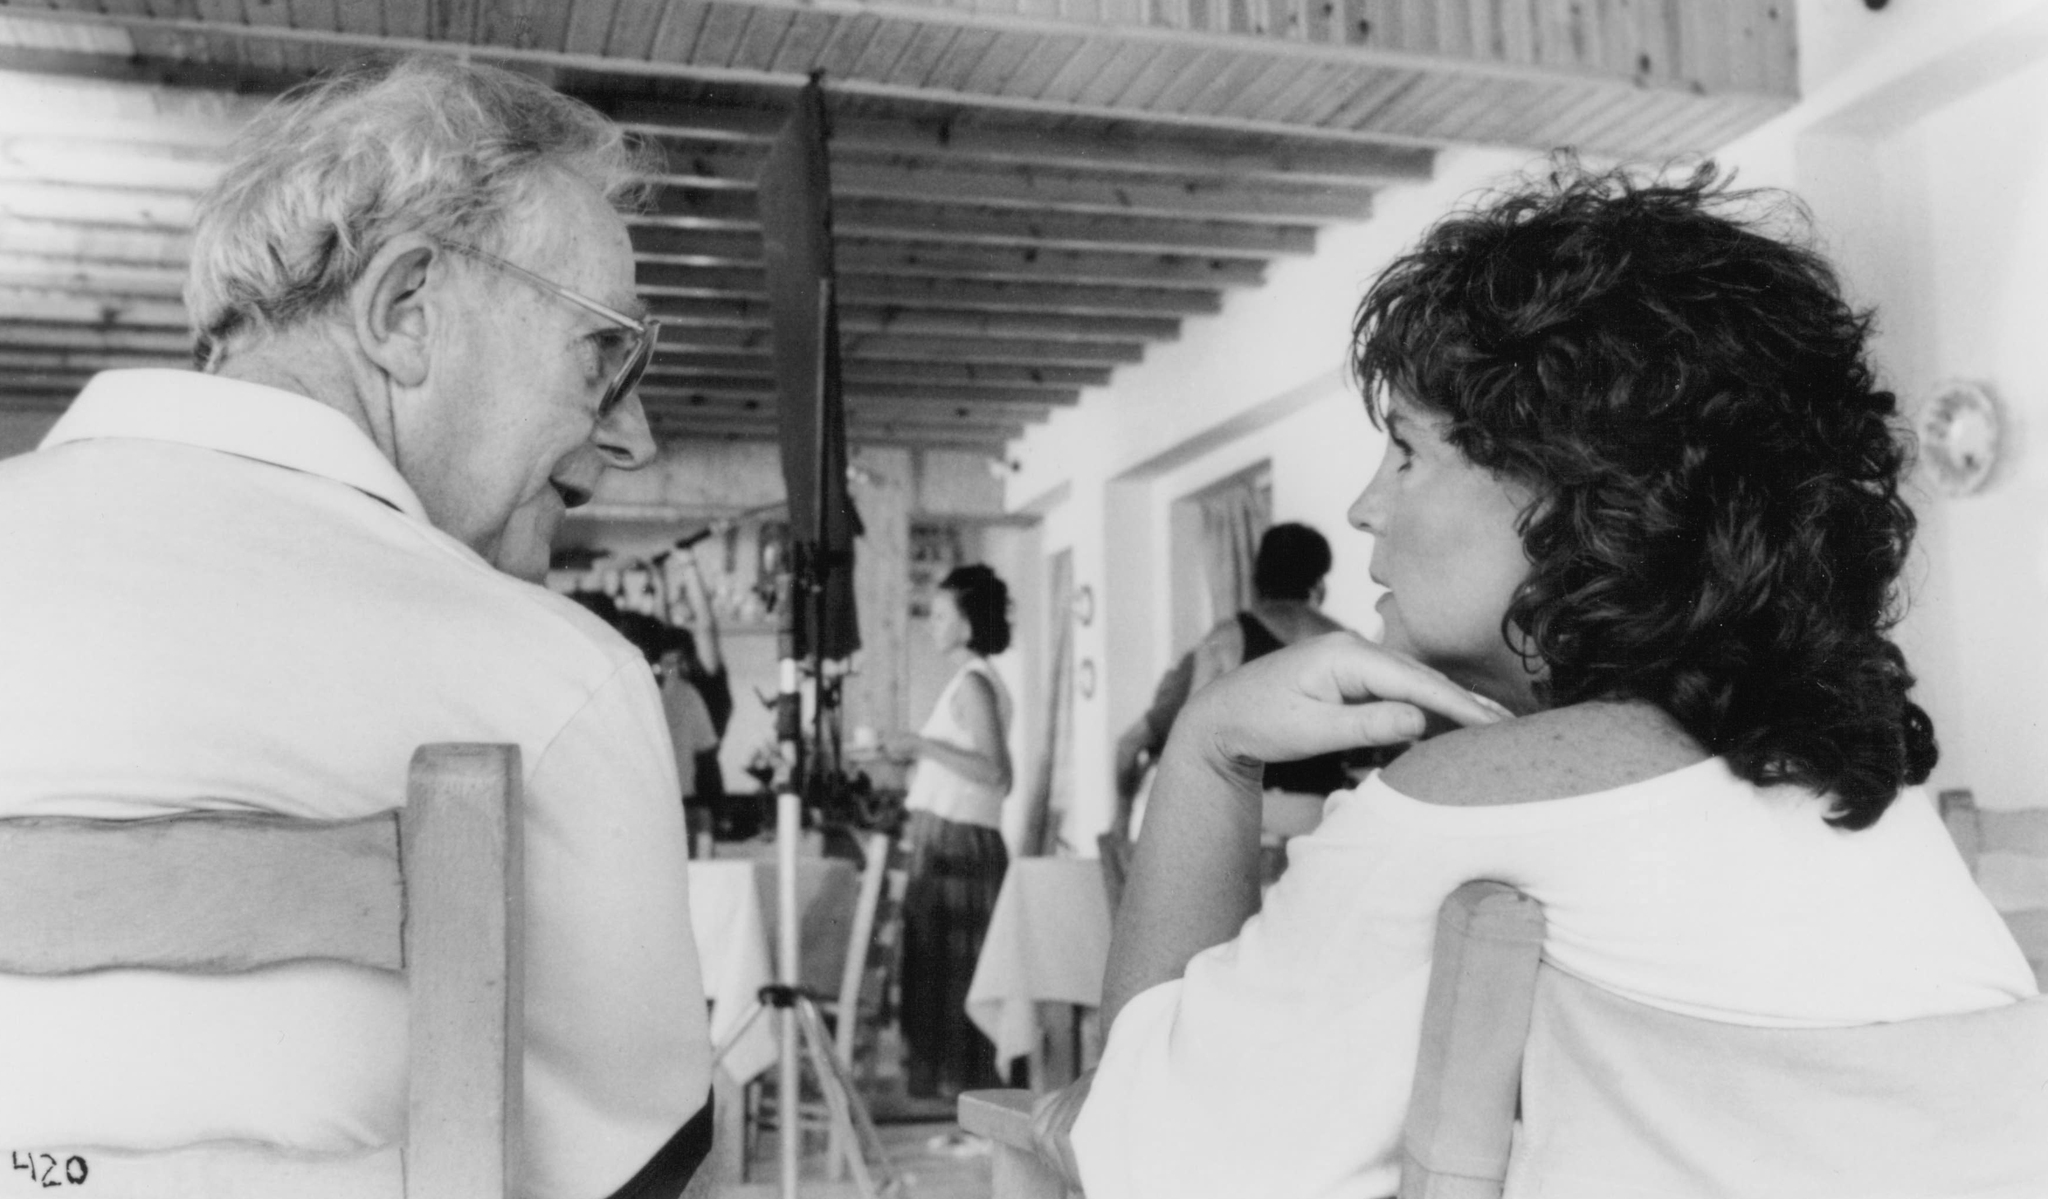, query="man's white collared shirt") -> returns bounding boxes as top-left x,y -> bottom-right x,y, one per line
0,370 -> 711,1199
